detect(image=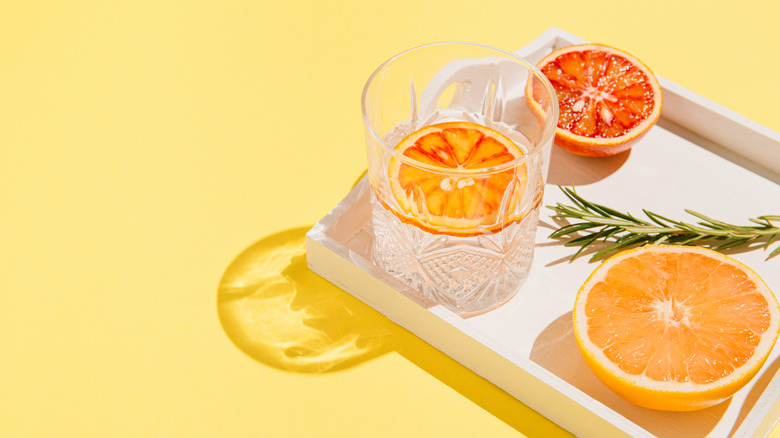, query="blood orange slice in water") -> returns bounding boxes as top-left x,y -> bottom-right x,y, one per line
387,122 -> 526,235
